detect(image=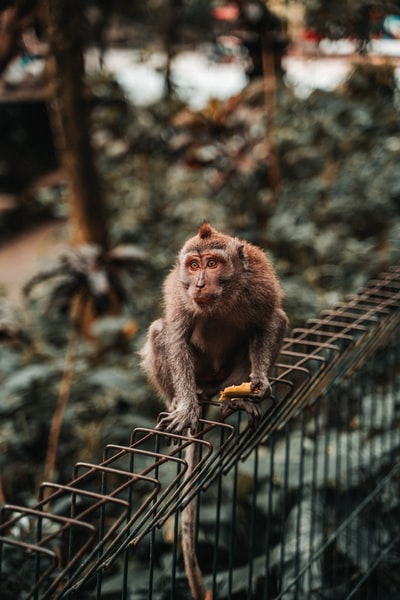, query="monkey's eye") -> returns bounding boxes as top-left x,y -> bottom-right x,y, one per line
207,258 -> 219,268
188,260 -> 200,271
